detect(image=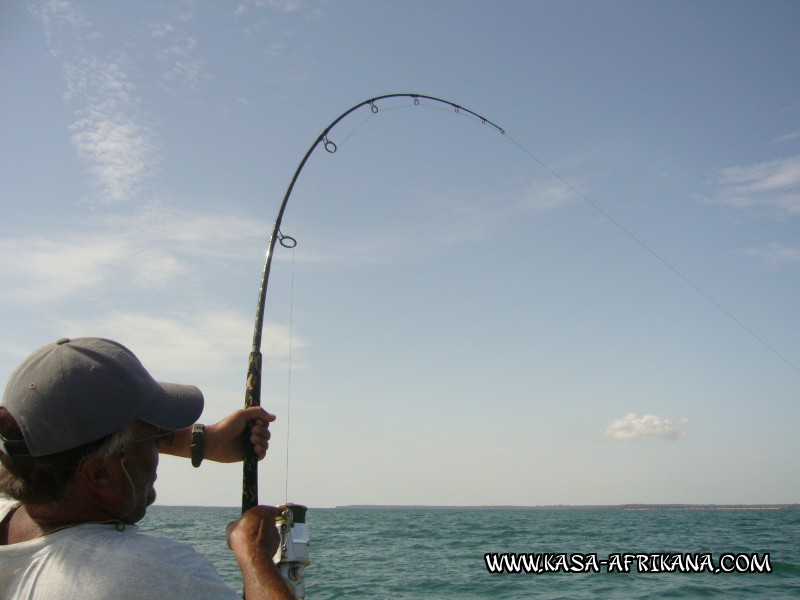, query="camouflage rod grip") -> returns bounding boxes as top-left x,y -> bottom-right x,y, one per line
241,350 -> 262,512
